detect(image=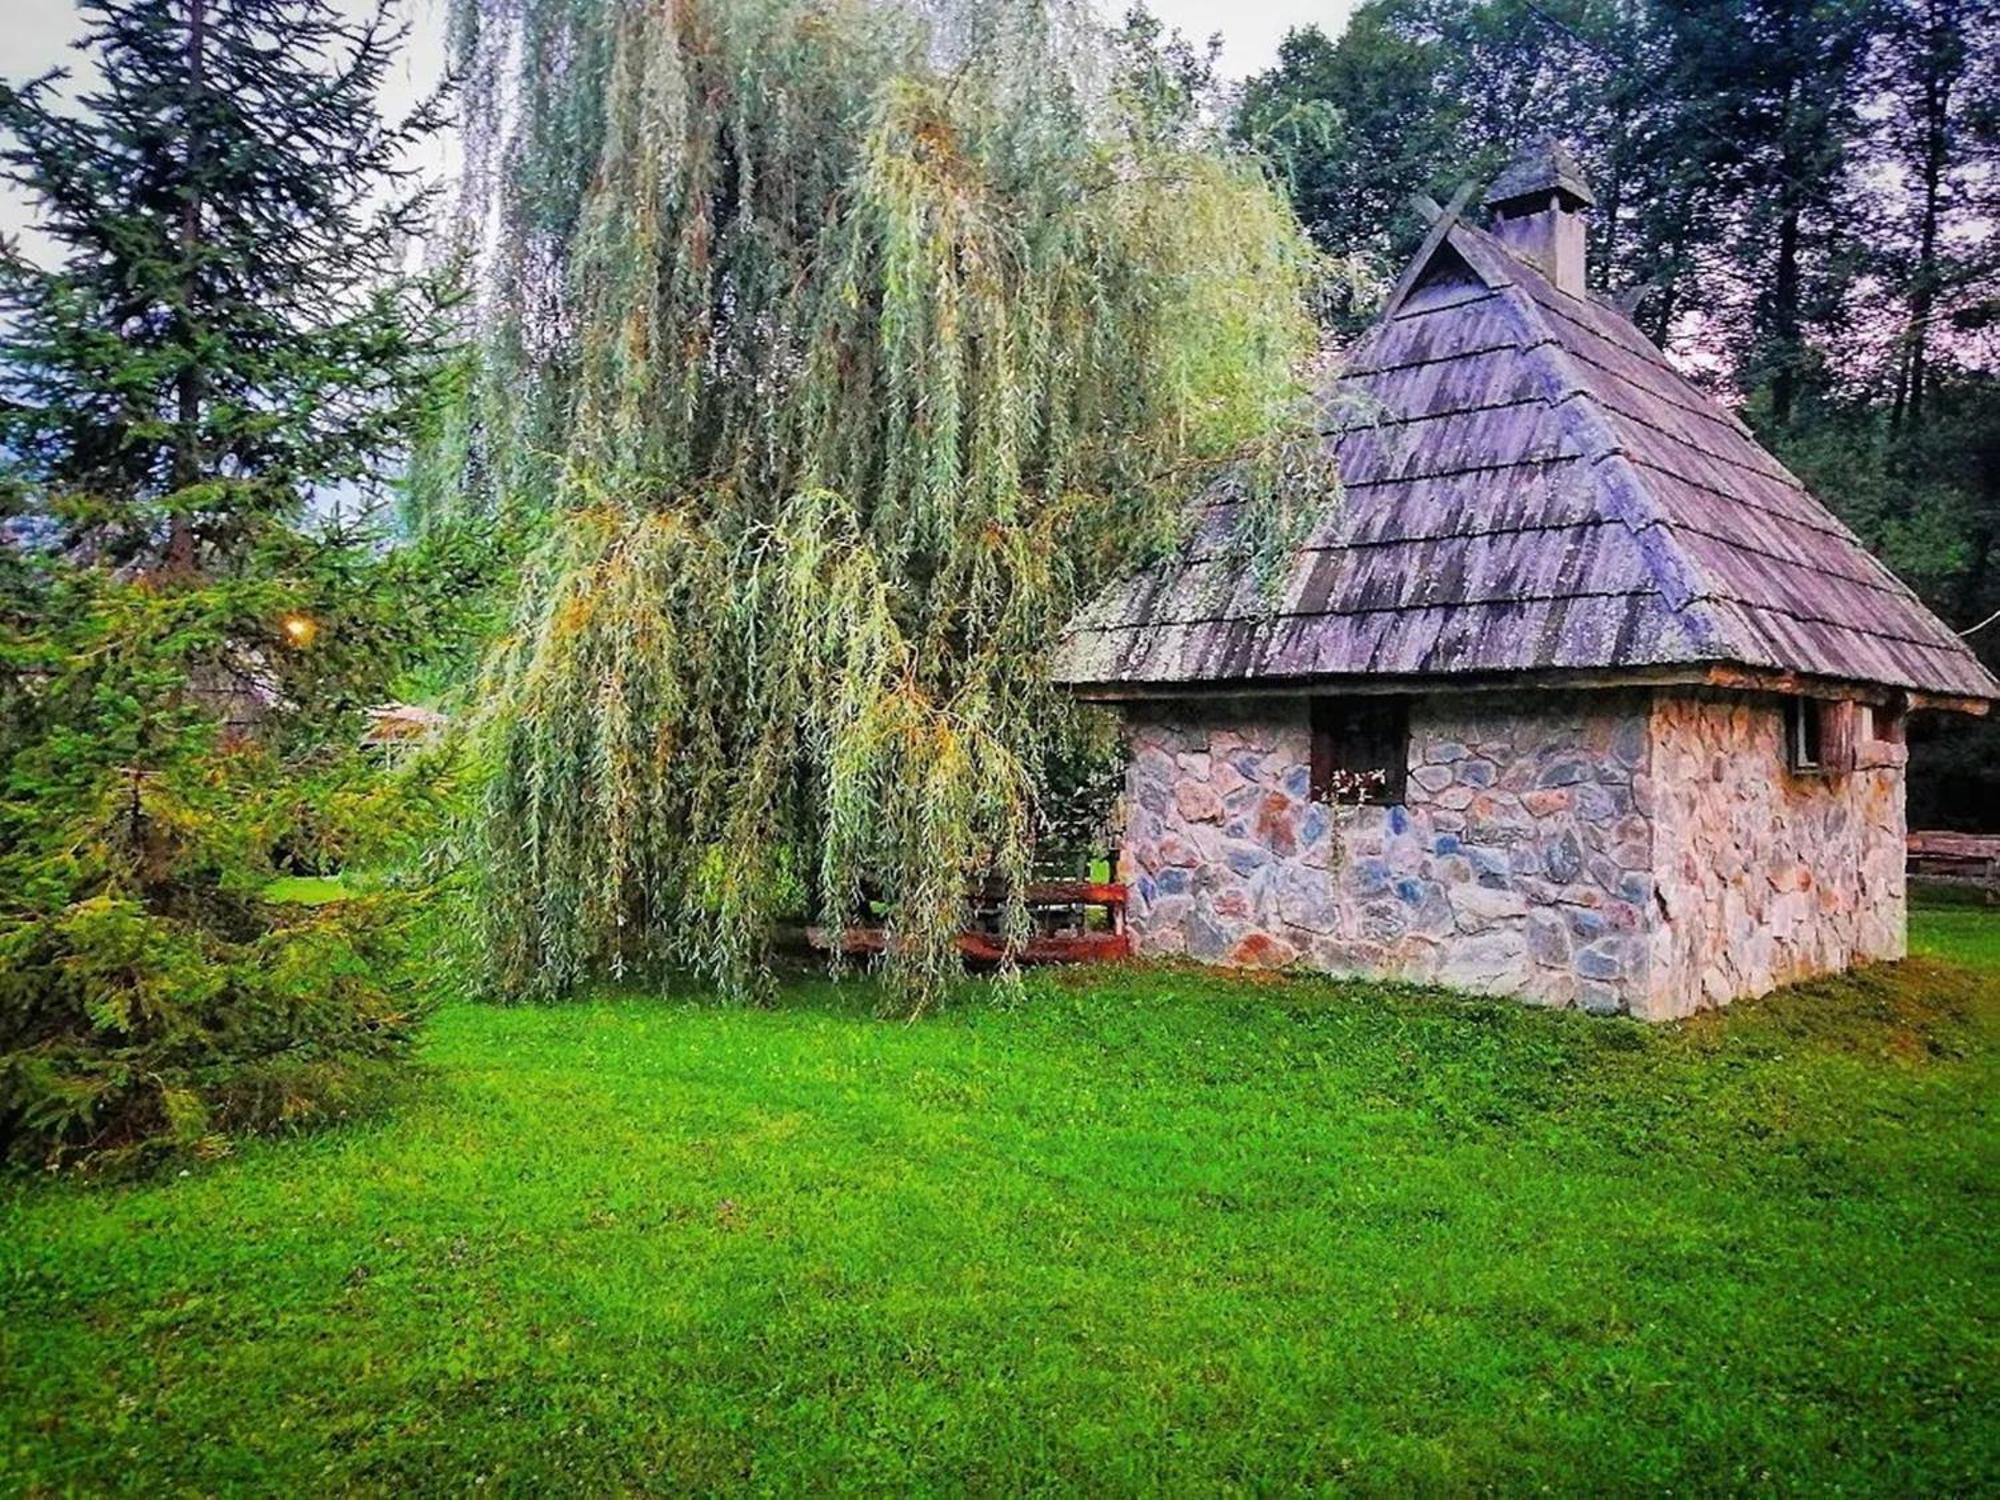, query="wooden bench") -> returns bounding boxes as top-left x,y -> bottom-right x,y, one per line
1908,830 -> 2000,890
806,880 -> 1130,964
